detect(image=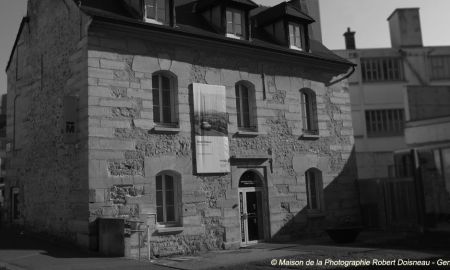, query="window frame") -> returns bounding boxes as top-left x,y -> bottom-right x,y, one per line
152,72 -> 177,127
144,0 -> 170,25
429,55 -> 450,81
226,8 -> 245,39
300,89 -> 318,135
288,22 -> 303,51
361,57 -> 404,82
156,172 -> 180,227
365,109 -> 404,137
305,168 -> 323,212
235,82 -> 256,131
